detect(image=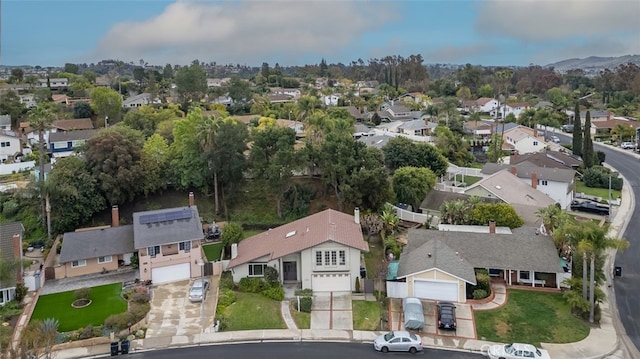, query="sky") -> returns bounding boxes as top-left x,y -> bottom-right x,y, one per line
1,0 -> 639,68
